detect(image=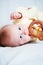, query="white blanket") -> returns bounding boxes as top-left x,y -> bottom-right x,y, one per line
0,41 -> 43,65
